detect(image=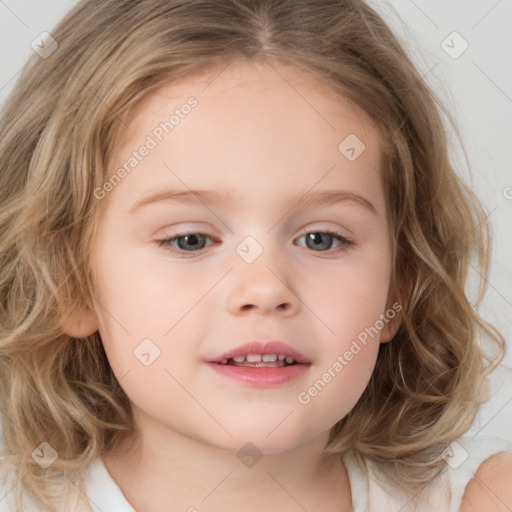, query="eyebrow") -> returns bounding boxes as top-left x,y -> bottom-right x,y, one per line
129,188 -> 378,216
